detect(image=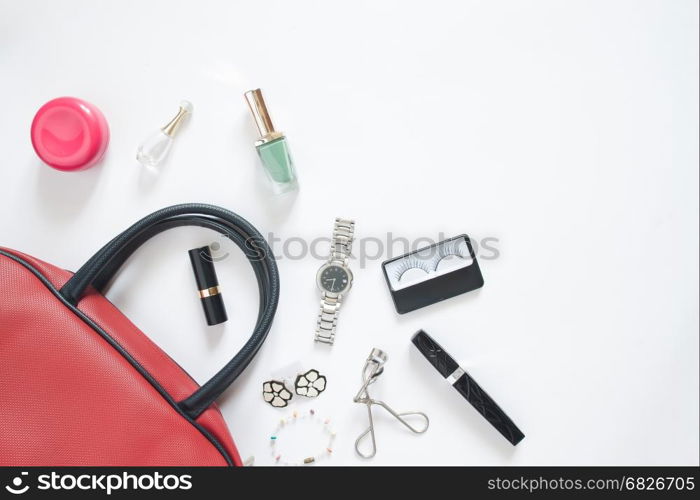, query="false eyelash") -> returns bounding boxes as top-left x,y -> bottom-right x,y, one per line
394,257 -> 430,281
432,239 -> 466,271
